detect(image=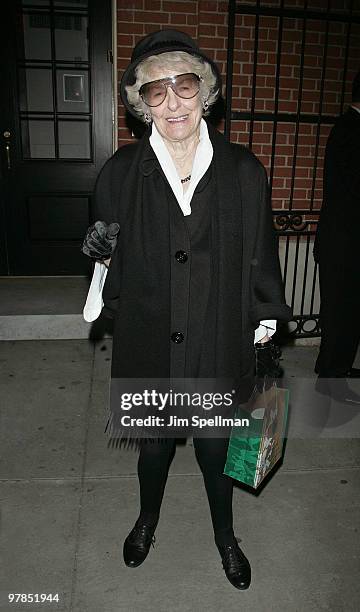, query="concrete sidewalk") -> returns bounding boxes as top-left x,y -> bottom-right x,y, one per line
0,340 -> 359,612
